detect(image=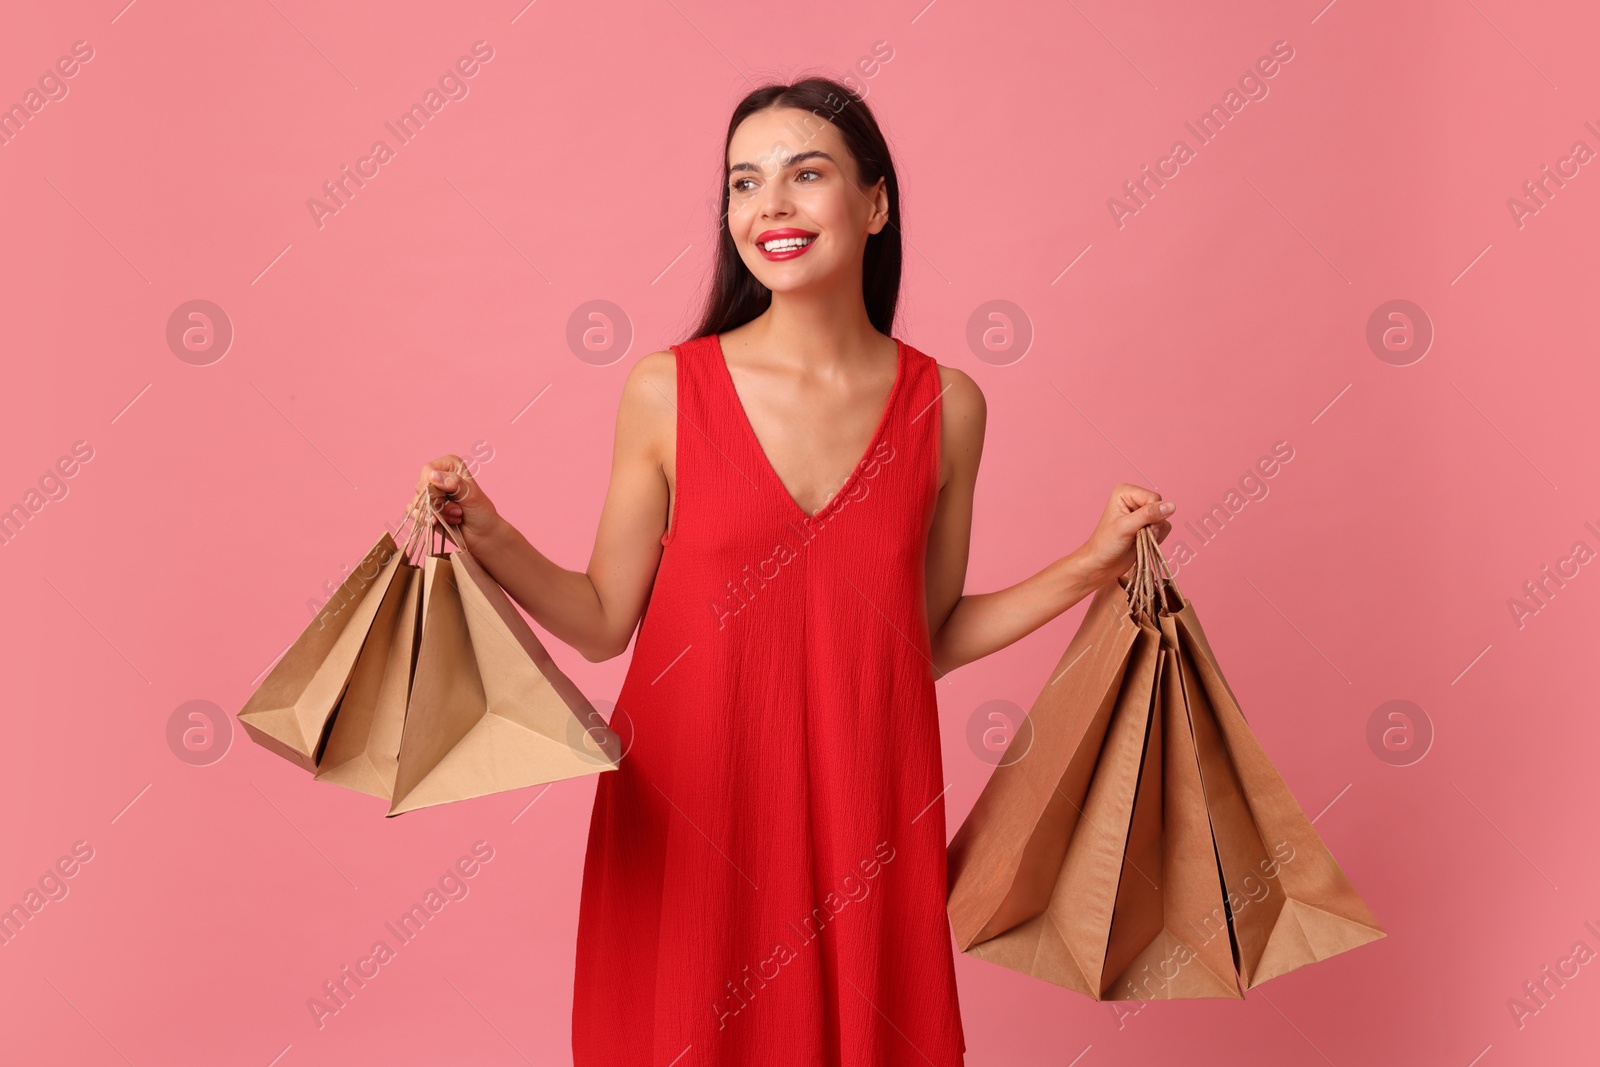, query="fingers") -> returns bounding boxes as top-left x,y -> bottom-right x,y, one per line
407,456 -> 461,535
1113,481 -> 1162,512
418,455 -> 467,488
1115,496 -> 1176,537
413,456 -> 477,512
